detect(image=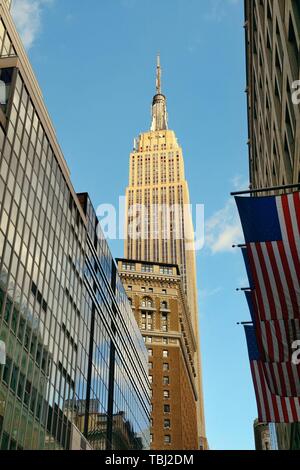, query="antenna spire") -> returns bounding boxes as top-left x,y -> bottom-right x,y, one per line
151,54 -> 168,131
156,53 -> 162,94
